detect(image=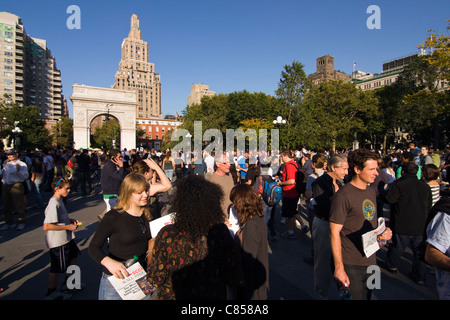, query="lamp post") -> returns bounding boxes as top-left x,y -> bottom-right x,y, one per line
12,121 -> 22,150
57,119 -> 62,149
273,116 -> 286,150
273,116 -> 286,126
